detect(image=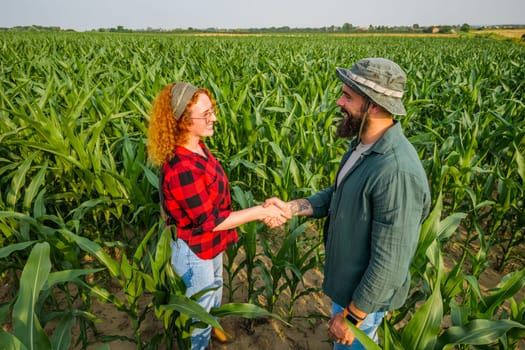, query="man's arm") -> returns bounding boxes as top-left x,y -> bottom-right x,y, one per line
287,198 -> 314,217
